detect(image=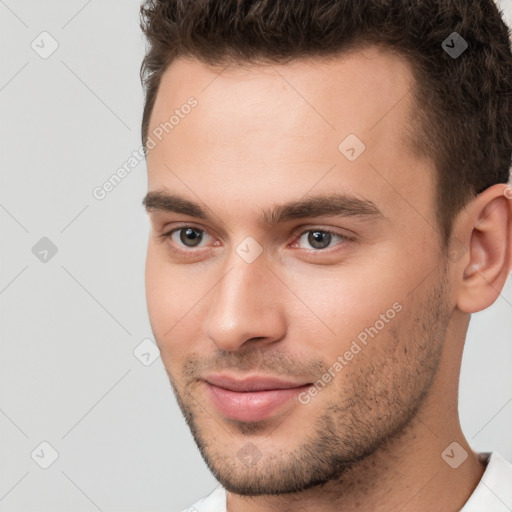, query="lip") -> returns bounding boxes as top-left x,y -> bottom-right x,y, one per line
203,374 -> 312,422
